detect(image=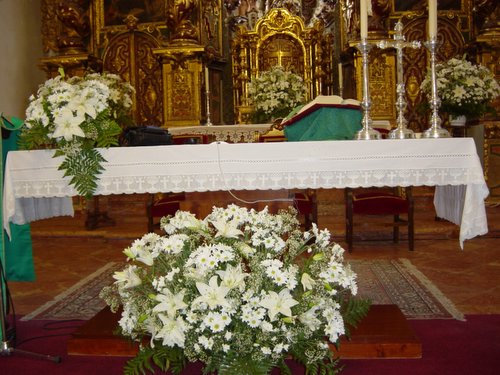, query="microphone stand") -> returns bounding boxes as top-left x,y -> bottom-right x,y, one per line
0,114 -> 61,363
